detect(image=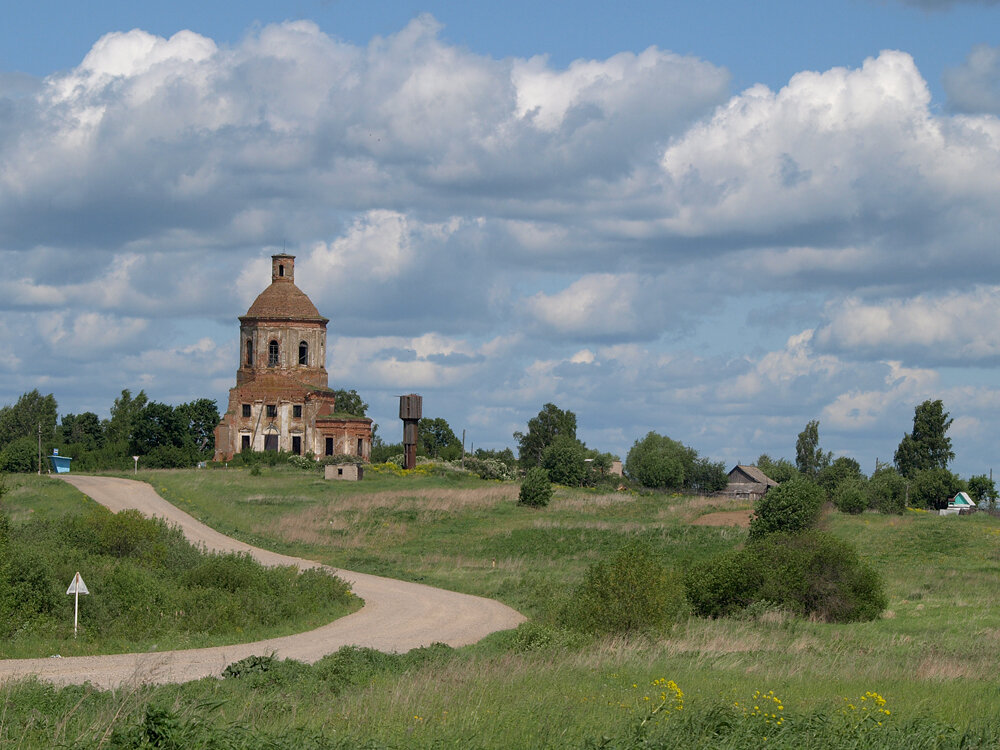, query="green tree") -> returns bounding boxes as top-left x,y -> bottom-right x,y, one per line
514,404 -> 577,468
60,412 -> 104,450
908,467 -> 964,510
333,389 -> 368,417
688,457 -> 728,492
418,417 -> 461,460
967,474 -> 997,508
626,433 -> 685,489
756,454 -> 798,483
749,477 -> 824,540
518,467 -> 552,507
175,399 -> 219,455
541,435 -> 587,486
795,420 -> 831,479
0,437 -> 38,473
624,434 -> 725,492
105,389 -> 149,448
894,399 -> 954,478
817,456 -> 863,499
131,402 -> 191,458
0,390 -> 58,448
